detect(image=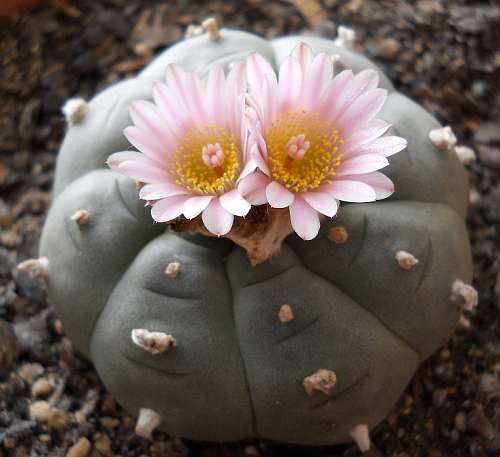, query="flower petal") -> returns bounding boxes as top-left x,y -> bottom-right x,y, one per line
289,197 -> 321,240
336,154 -> 389,176
219,189 -> 251,217
330,69 -> 380,124
342,119 -> 391,155
266,181 -> 295,208
129,100 -> 176,155
117,160 -> 171,183
357,136 -> 408,157
123,126 -> 165,164
152,81 -> 189,139
302,53 -> 333,110
183,195 -> 214,219
278,55 -> 303,112
151,195 -> 190,222
338,172 -> 394,200
107,151 -> 144,169
139,182 -> 188,200
206,64 -> 226,126
325,180 -> 377,202
202,198 -> 234,236
301,191 -> 338,218
246,53 -> 278,131
291,42 -> 313,74
320,69 -> 354,121
336,88 -> 387,135
238,171 -> 270,205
